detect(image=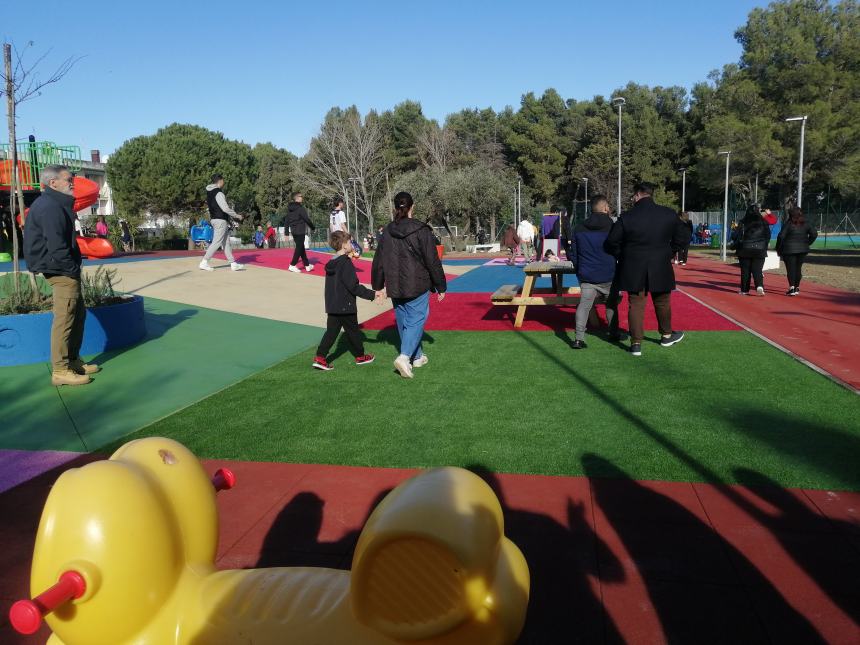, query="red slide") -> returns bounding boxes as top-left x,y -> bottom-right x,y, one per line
76,236 -> 114,258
